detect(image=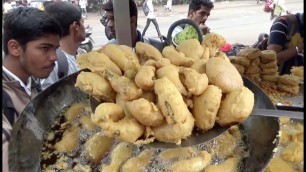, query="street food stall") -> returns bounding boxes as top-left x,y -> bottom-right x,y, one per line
8,0 -> 303,171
